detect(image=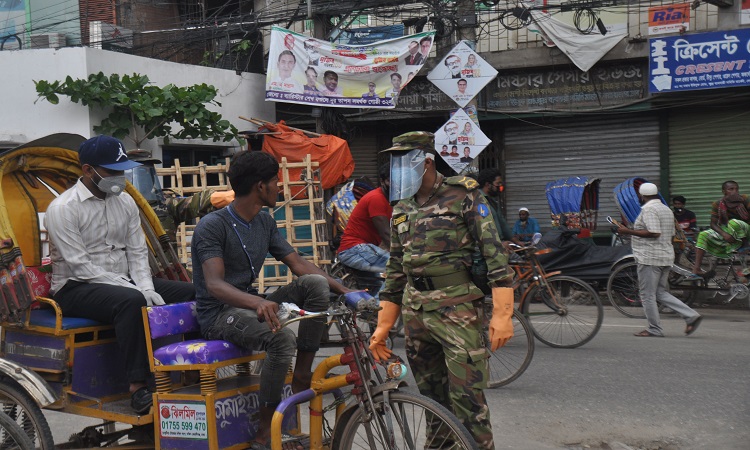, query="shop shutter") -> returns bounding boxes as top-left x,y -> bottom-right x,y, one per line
347,124 -> 383,186
503,113 -> 661,232
668,108 -> 750,229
